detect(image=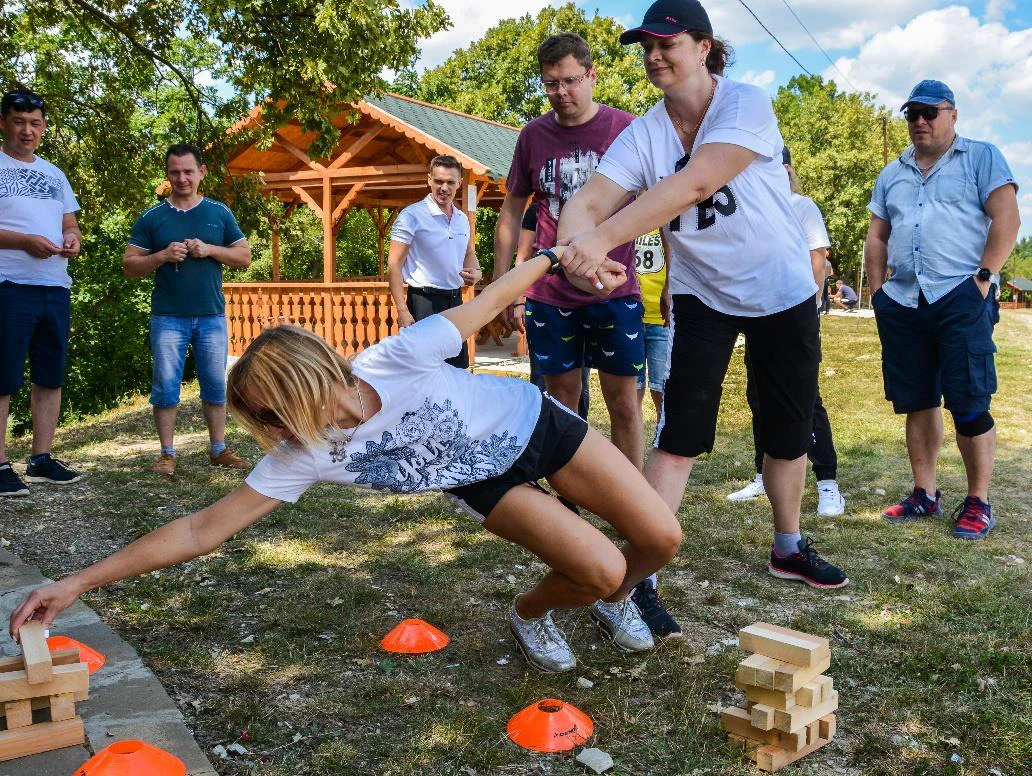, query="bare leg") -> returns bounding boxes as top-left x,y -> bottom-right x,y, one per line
0,394 -> 9,462
201,401 -> 226,447
643,447 -> 696,515
906,408 -> 943,494
154,406 -> 178,451
543,369 -> 585,415
956,427 -> 995,501
29,385 -> 62,456
762,453 -> 807,533
598,371 -> 644,470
